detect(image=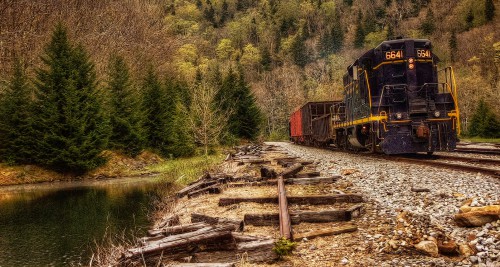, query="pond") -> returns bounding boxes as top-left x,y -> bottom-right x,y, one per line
0,177 -> 166,266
